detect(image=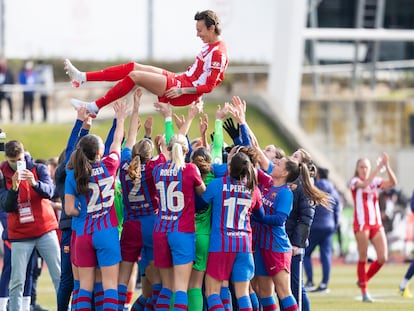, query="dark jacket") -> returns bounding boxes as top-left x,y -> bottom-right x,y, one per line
0,170 -> 9,241
0,67 -> 14,99
55,162 -> 72,230
286,179 -> 315,248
